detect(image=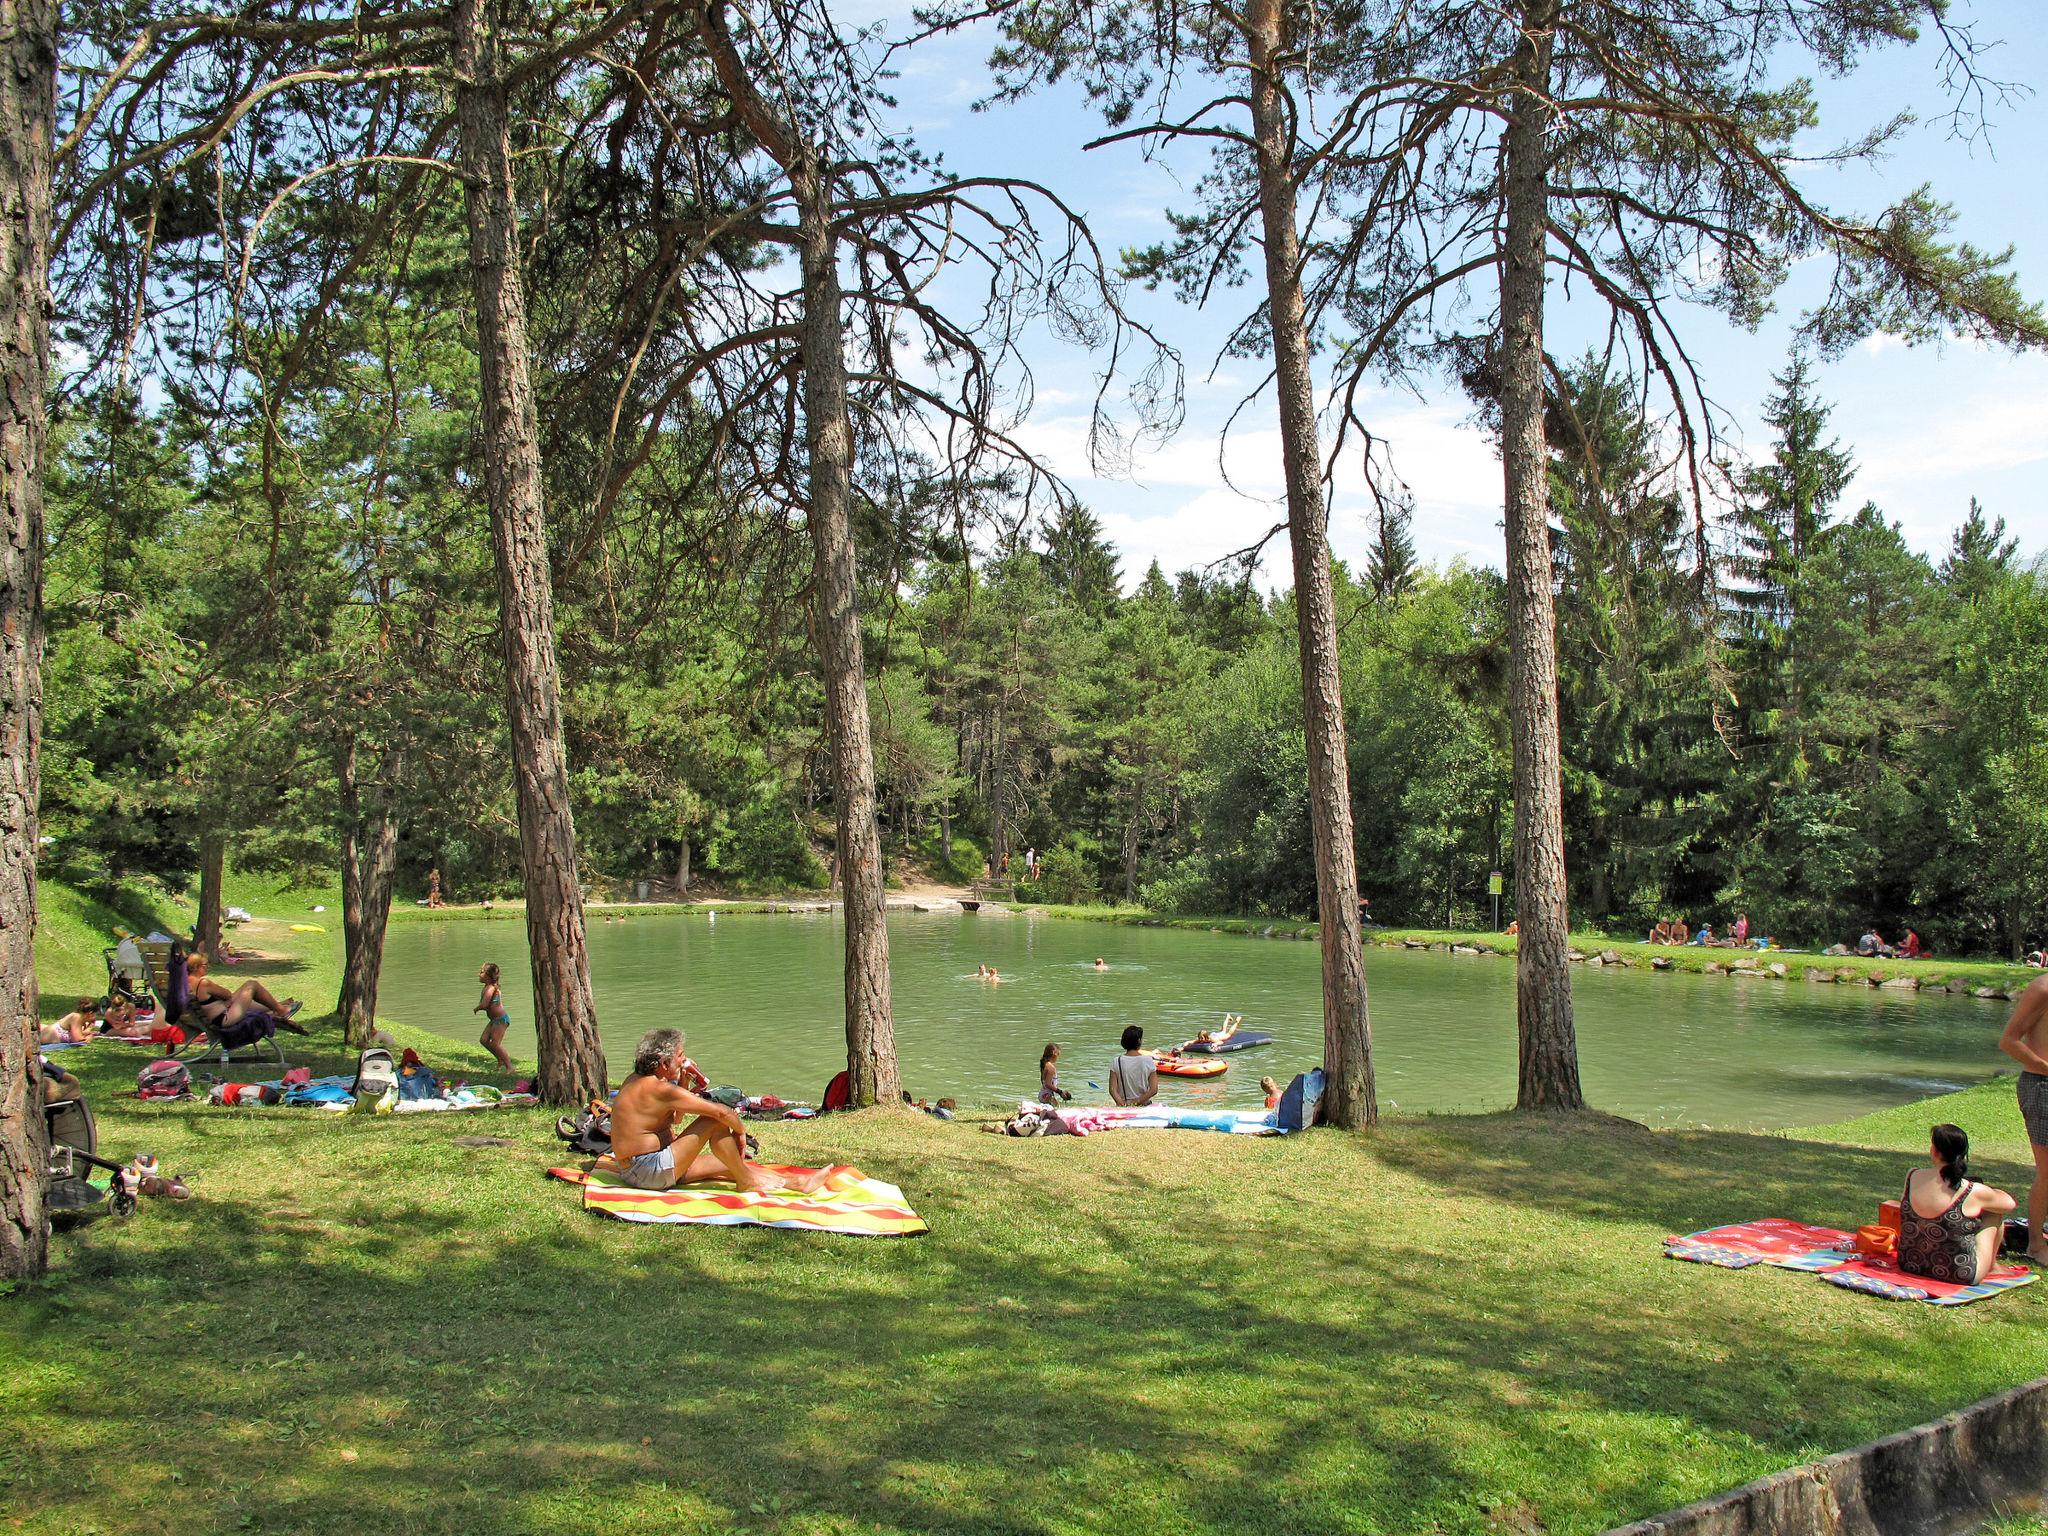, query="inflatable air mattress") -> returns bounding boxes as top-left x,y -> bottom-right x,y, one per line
1178,1030 -> 1274,1054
